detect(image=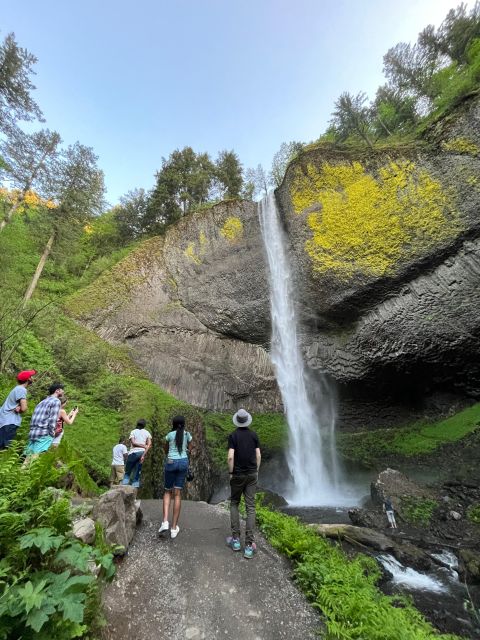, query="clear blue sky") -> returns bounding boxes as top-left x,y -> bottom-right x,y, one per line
2,0 -> 462,205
